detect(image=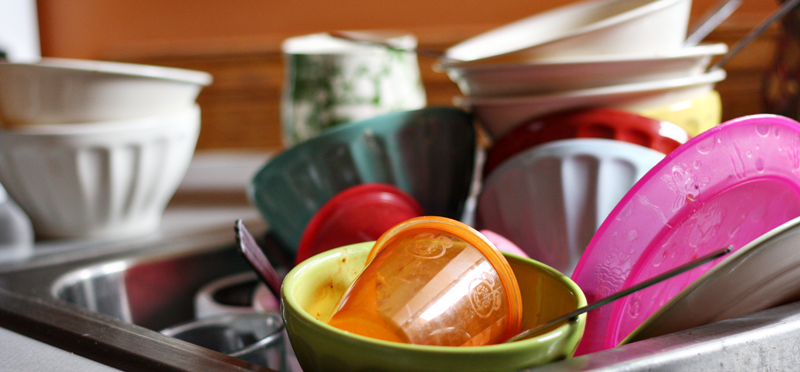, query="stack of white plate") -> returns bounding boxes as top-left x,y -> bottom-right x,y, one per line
438,0 -> 727,139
